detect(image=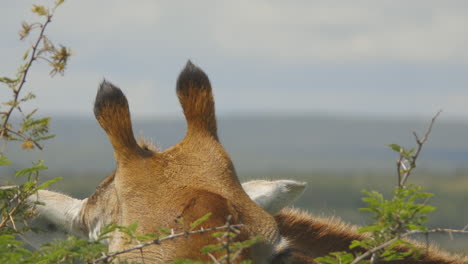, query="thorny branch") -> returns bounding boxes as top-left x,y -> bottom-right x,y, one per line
91,222 -> 244,264
0,16 -> 52,149
349,227 -> 468,264
0,2 -> 71,152
0,183 -> 38,230
214,215 -> 243,264
225,216 -> 233,264
397,110 -> 442,188
4,128 -> 43,150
